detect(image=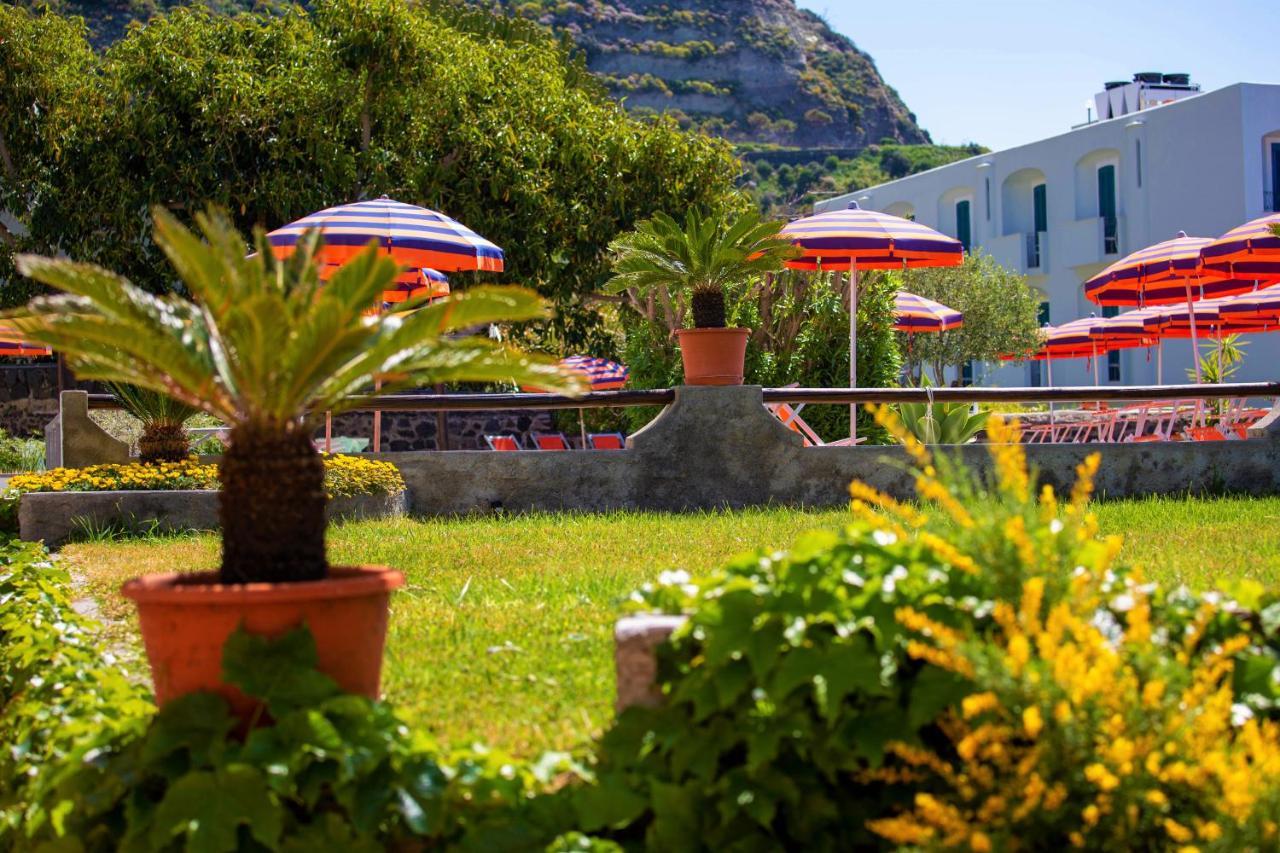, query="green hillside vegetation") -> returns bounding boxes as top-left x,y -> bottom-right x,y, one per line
741,143 -> 986,217
0,0 -> 739,355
